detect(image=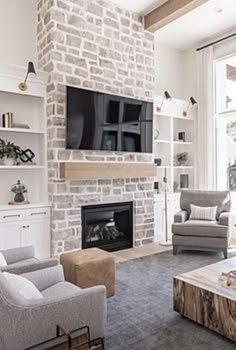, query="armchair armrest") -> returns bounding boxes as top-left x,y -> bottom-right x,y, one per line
23,286 -> 107,347
1,257 -> 58,275
174,210 -> 188,223
22,265 -> 64,292
219,212 -> 230,226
